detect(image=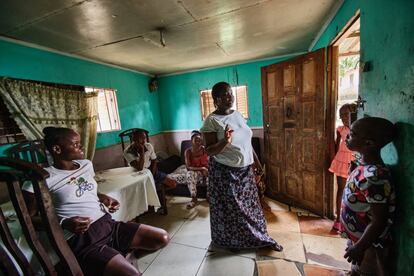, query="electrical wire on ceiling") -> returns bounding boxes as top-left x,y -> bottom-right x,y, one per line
158,28 -> 166,47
